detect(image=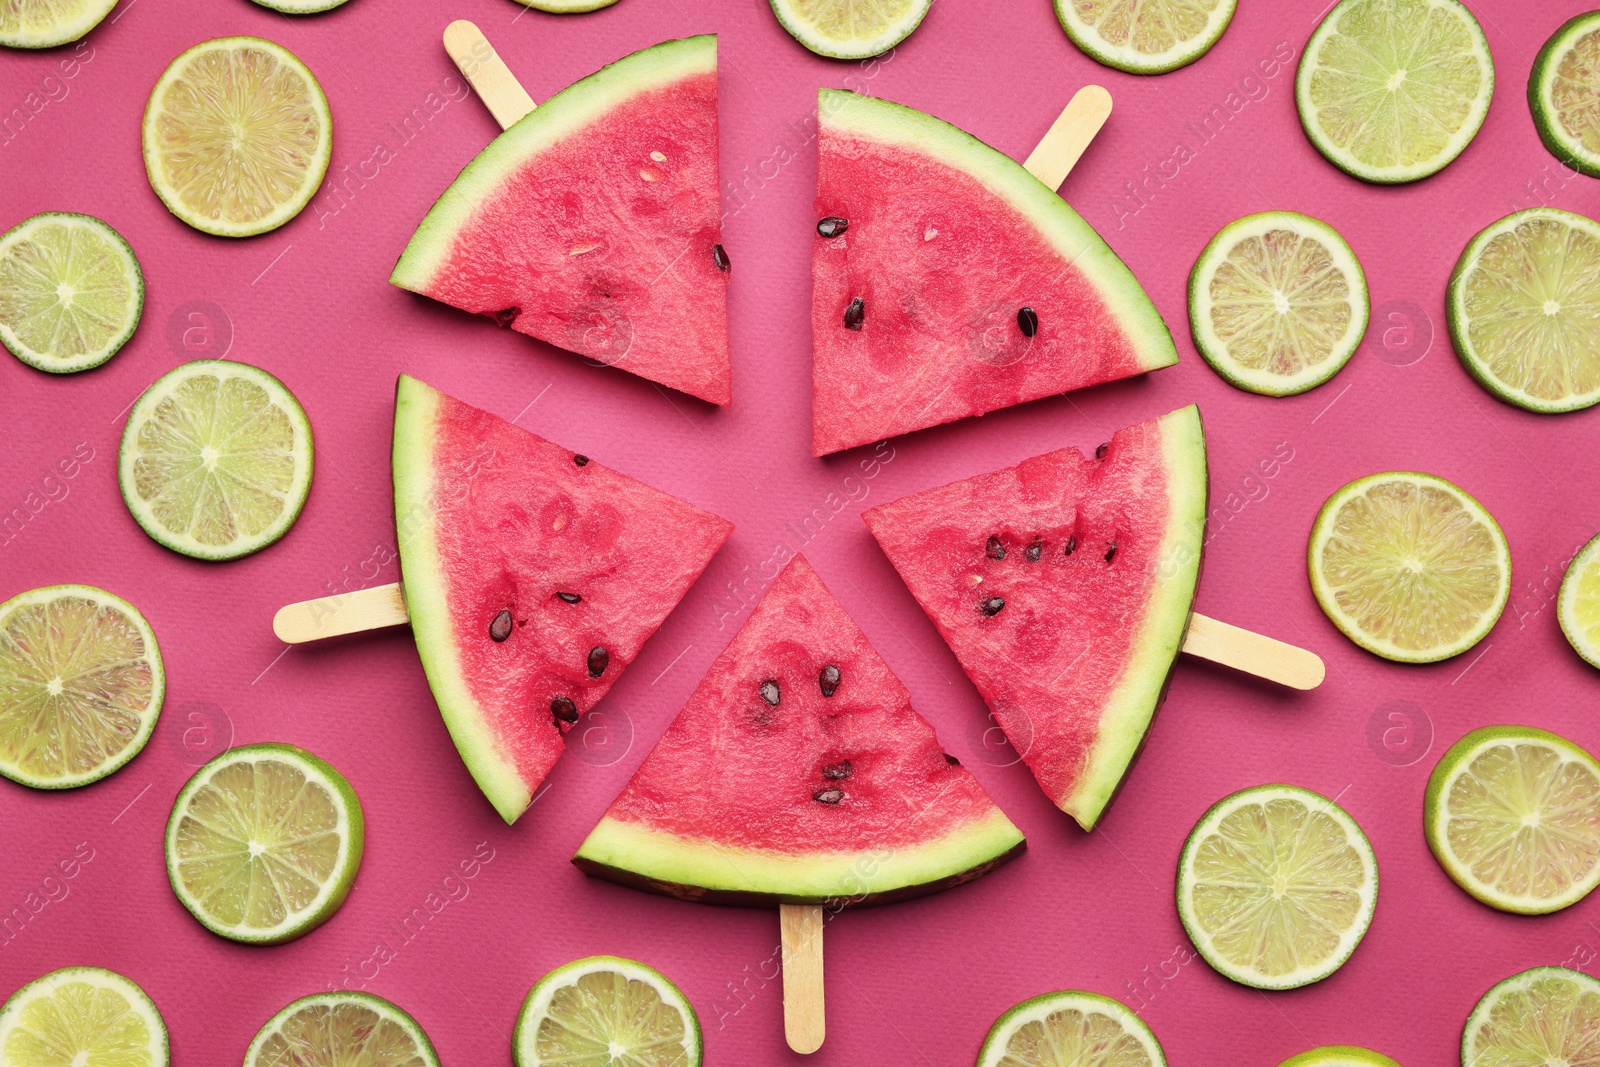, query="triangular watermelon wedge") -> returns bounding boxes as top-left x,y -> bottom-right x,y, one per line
863,406 -> 1206,830
391,36 -> 731,406
392,374 -> 733,823
574,556 -> 1024,904
811,89 -> 1178,455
